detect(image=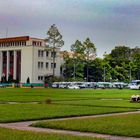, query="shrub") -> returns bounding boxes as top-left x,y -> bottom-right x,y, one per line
45,98 -> 52,104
